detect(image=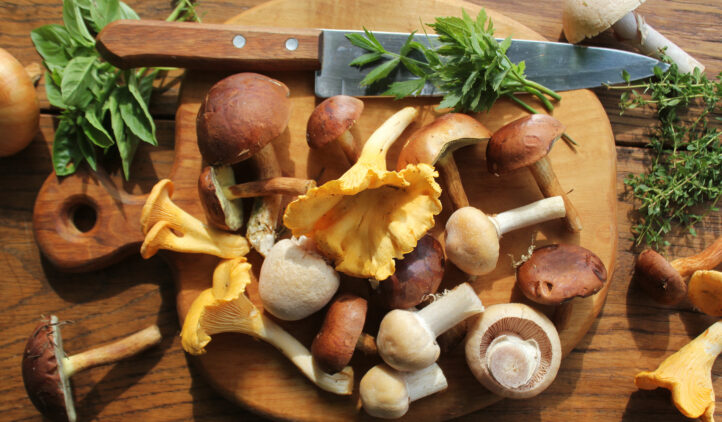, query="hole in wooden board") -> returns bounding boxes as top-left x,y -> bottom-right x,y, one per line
69,202 -> 97,233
